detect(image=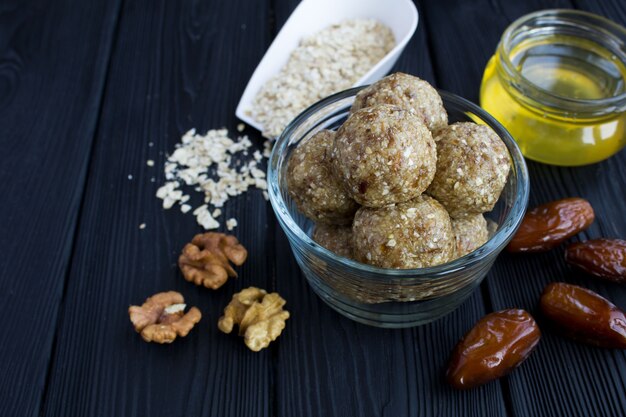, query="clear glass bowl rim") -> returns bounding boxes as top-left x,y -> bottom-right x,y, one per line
498,9 -> 626,114
268,86 -> 530,280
